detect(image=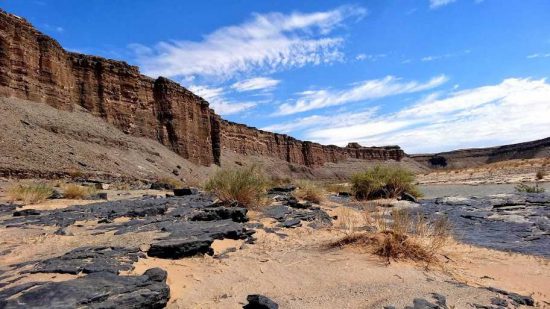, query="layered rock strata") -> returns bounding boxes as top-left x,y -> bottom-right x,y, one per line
0,10 -> 404,167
